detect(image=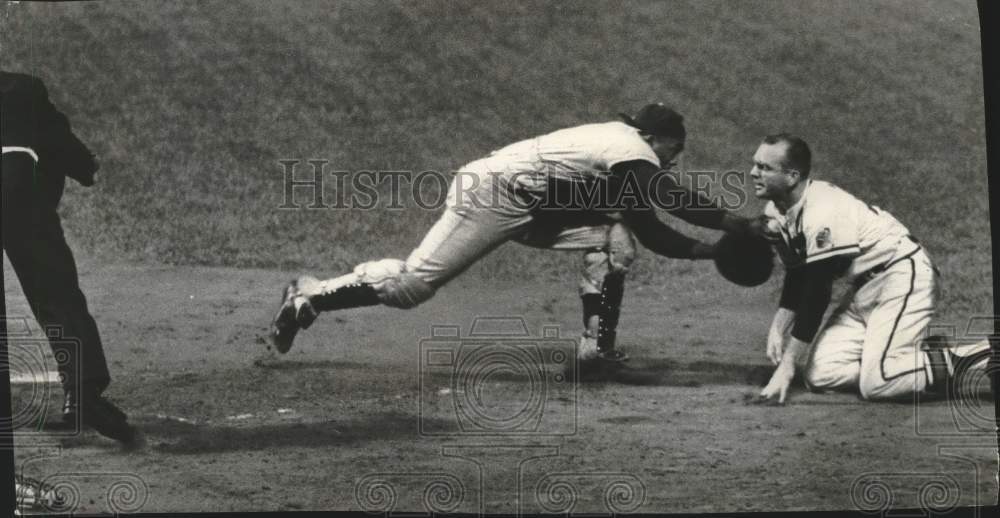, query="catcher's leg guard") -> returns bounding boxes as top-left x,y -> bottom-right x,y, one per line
578,223 -> 634,362
596,271 -> 626,359
579,273 -> 627,362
